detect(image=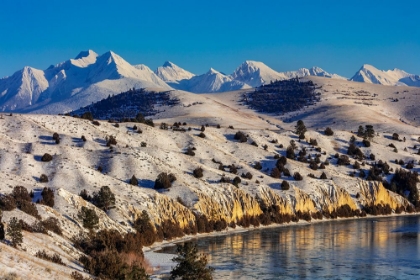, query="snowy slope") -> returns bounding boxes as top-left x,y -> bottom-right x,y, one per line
155,61 -> 195,82
350,64 -> 420,86
174,68 -> 250,93
0,50 -> 171,113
